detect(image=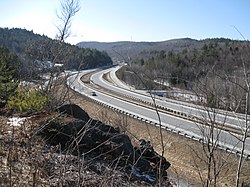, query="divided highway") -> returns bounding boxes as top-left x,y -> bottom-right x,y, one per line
67,67 -> 250,158
91,66 -> 248,131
